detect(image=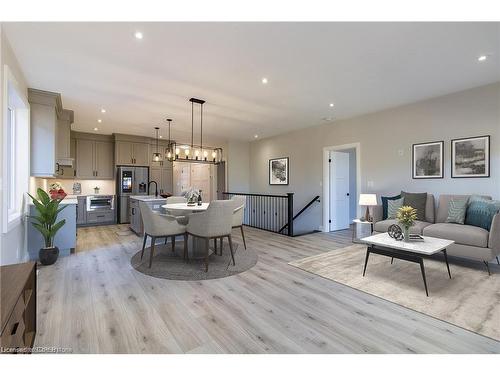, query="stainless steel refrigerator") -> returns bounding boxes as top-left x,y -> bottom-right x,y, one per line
117,166 -> 149,224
